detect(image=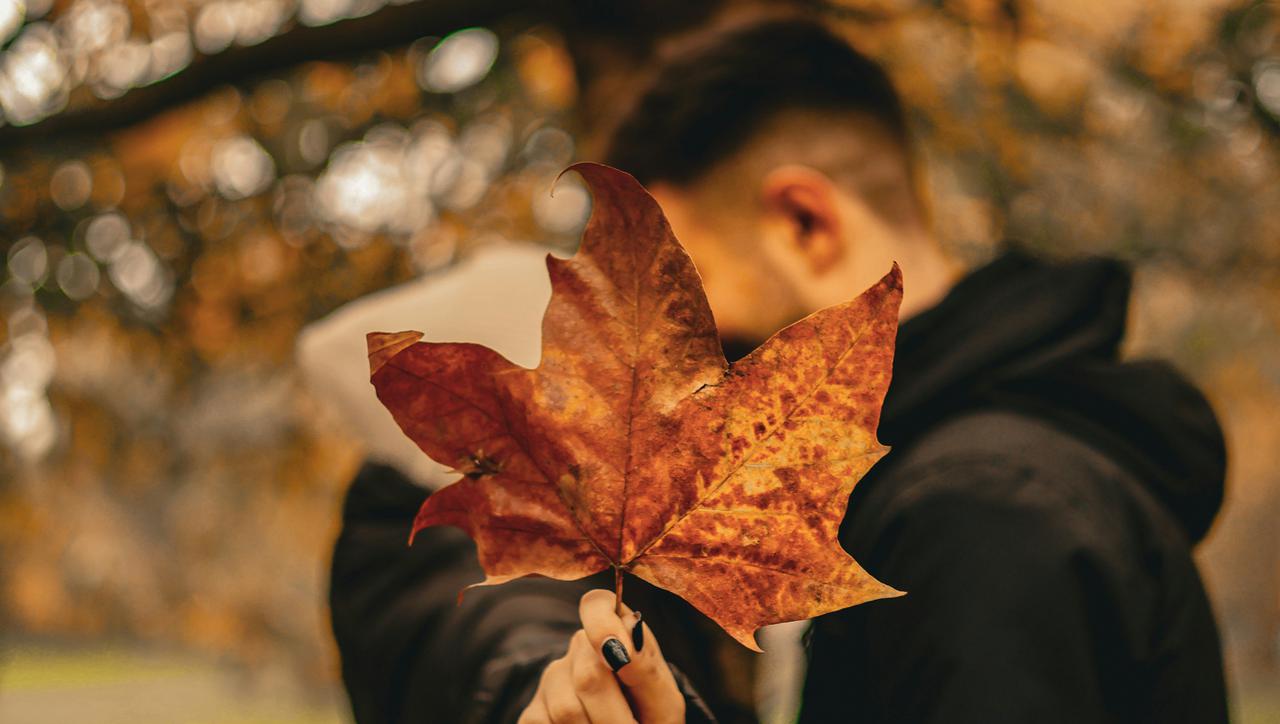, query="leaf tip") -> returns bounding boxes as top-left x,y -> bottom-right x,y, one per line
734,628 -> 766,653
408,496 -> 435,546
886,261 -> 904,292
367,330 -> 423,377
558,162 -> 652,207
560,160 -> 635,186
874,580 -> 908,601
